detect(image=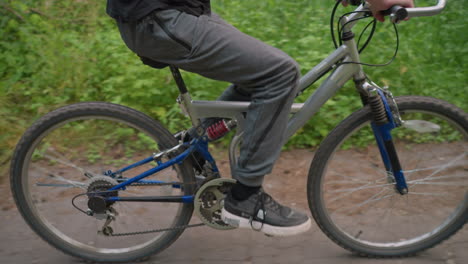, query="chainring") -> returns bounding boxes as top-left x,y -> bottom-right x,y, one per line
194,178 -> 236,230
